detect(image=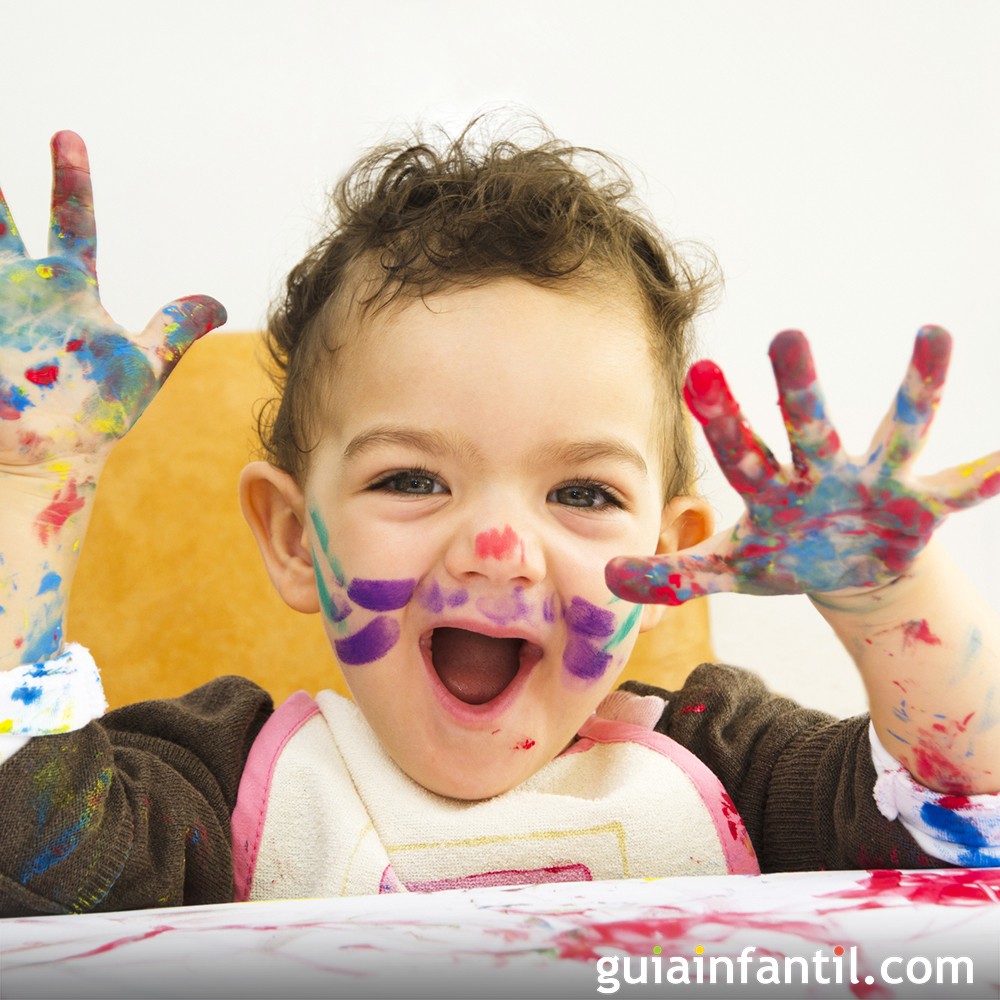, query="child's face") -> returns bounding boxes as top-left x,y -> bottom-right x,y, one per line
277,278 -> 683,799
